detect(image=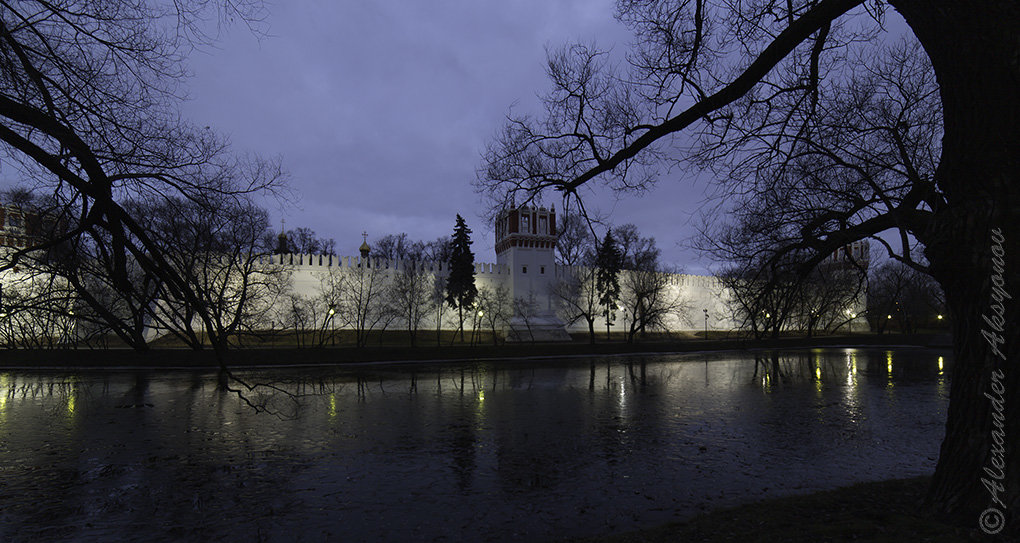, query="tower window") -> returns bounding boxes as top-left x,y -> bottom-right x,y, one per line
522,266 -> 527,274
540,266 -> 545,274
